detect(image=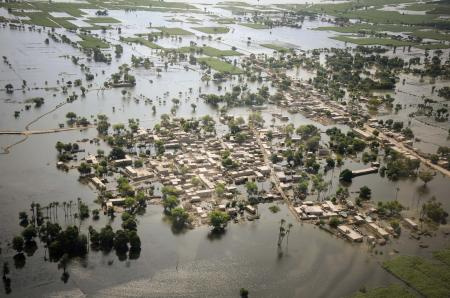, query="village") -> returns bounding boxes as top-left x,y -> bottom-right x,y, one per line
54,112 -> 430,249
